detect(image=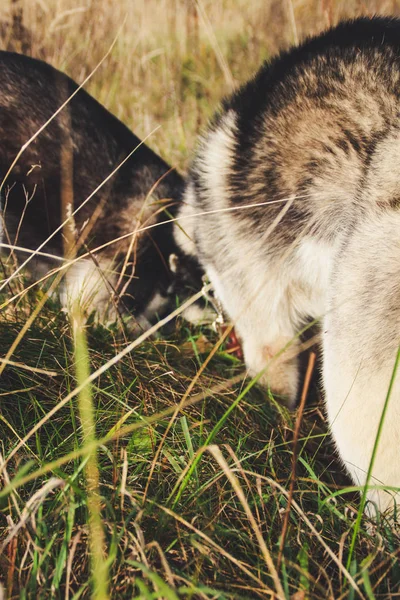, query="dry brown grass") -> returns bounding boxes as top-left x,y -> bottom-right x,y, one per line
2,0 -> 400,171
